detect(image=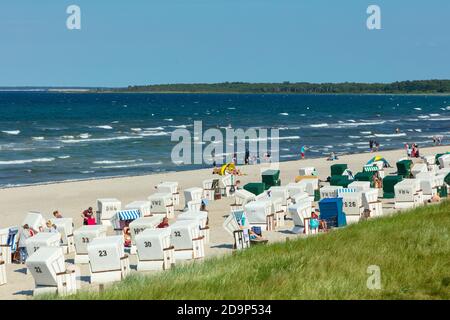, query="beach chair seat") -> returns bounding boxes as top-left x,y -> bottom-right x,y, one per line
125,201 -> 151,217
96,198 -> 121,227
88,236 -> 129,284
288,202 -> 312,234
183,187 -> 203,208
26,232 -> 61,256
112,209 -> 141,235
230,189 -> 255,212
171,220 -> 205,261
222,212 -> 251,250
136,228 -> 174,271
318,198 -> 347,228
128,216 -> 163,254
156,181 -> 180,206
26,247 -> 77,296
149,192 -> 174,218
382,175 -> 403,199
177,211 -> 210,243
73,225 -> 107,264
50,218 -> 75,254
244,200 -> 274,231
22,212 -> 45,232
